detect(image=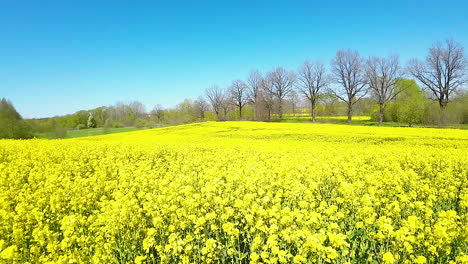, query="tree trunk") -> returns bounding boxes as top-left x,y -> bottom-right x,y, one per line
253,103 -> 257,121
311,100 -> 316,122
277,98 -> 283,119
239,106 -> 242,119
253,95 -> 258,121
378,103 -> 384,126
438,93 -> 448,109
347,104 -> 352,123
439,103 -> 447,127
